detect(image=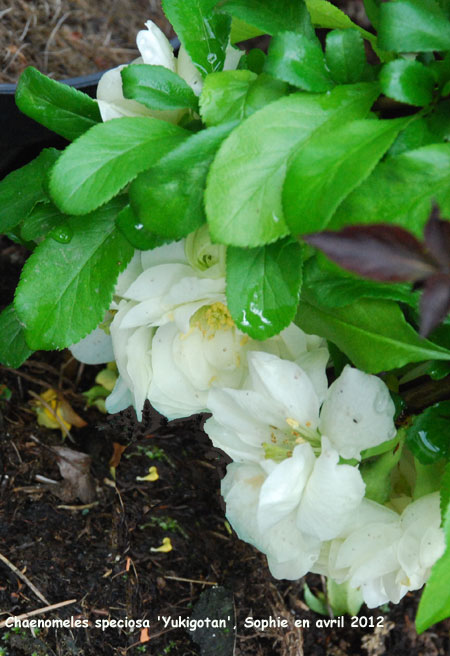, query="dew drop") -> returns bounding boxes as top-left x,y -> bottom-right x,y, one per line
49,224 -> 73,244
134,223 -> 144,231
